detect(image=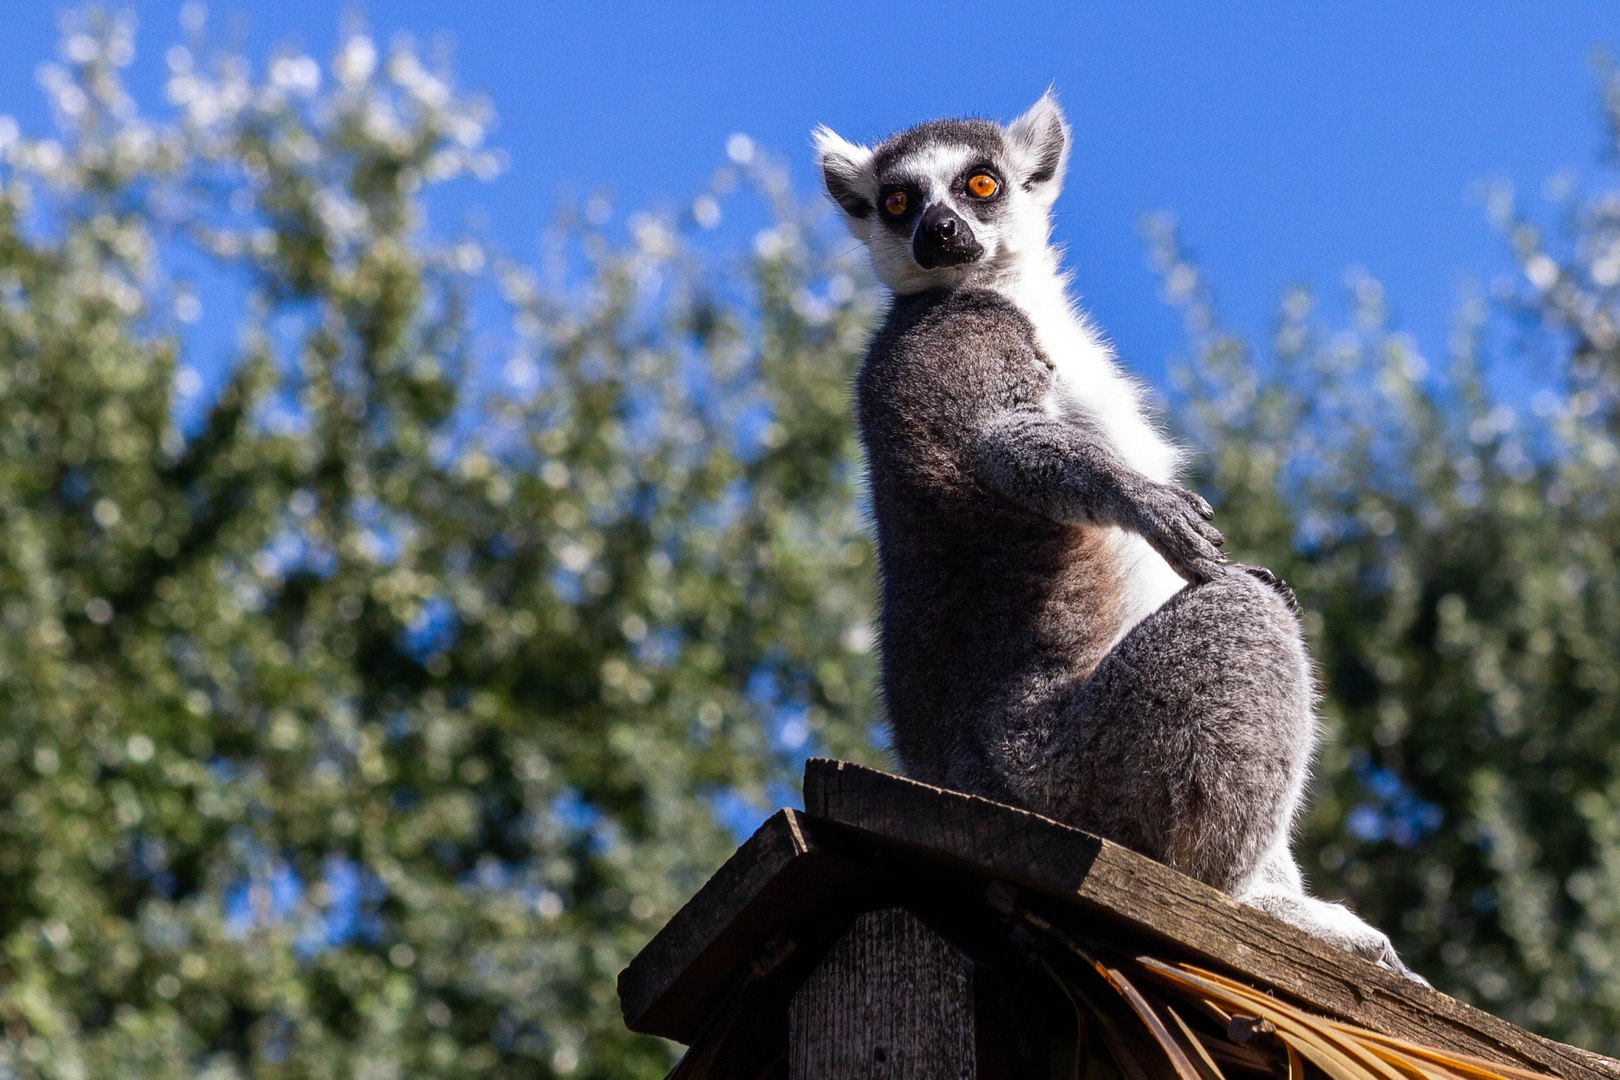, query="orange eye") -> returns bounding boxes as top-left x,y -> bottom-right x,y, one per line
967,174 -> 998,198
884,191 -> 908,215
